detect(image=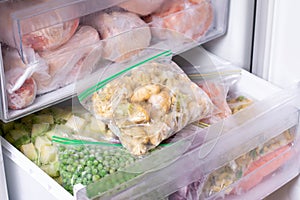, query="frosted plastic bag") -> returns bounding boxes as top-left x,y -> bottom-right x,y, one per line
0,0 -> 79,55
145,0 -> 213,41
82,11 -> 151,62
183,64 -> 242,124
53,137 -> 138,194
77,51 -> 213,155
169,129 -> 295,200
2,46 -> 49,109
118,0 -> 165,16
53,132 -> 196,198
38,26 -> 101,94
202,130 -> 295,198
